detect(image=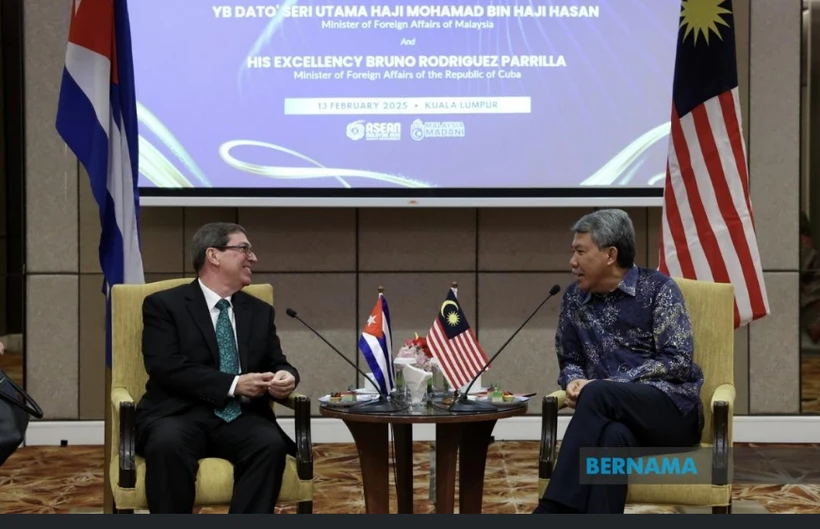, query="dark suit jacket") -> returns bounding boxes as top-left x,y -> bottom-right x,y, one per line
135,280 -> 300,453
